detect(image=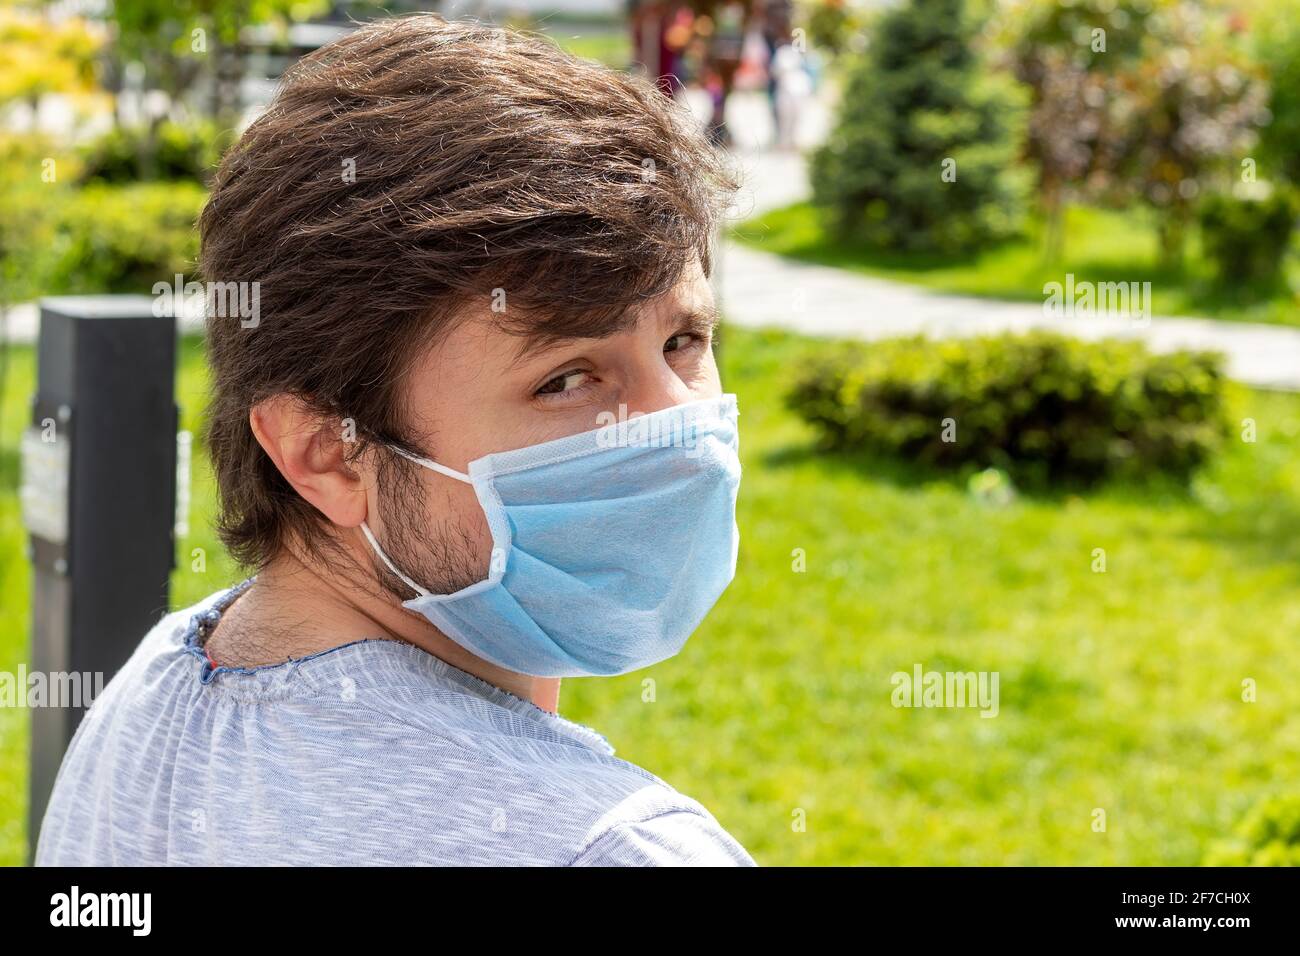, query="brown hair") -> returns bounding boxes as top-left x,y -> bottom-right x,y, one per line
199,14 -> 739,571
